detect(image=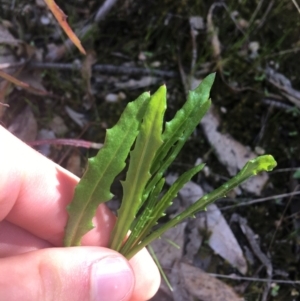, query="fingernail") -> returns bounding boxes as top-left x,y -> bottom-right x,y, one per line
91,256 -> 134,301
